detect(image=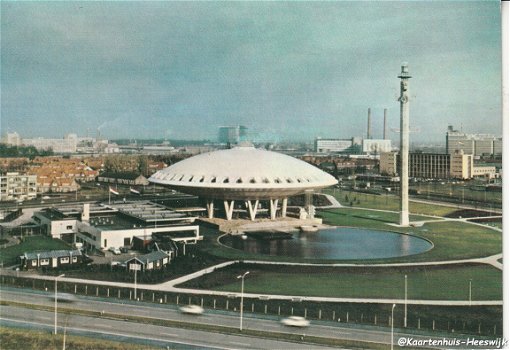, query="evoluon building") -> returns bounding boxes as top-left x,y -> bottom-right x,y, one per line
149,144 -> 337,220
